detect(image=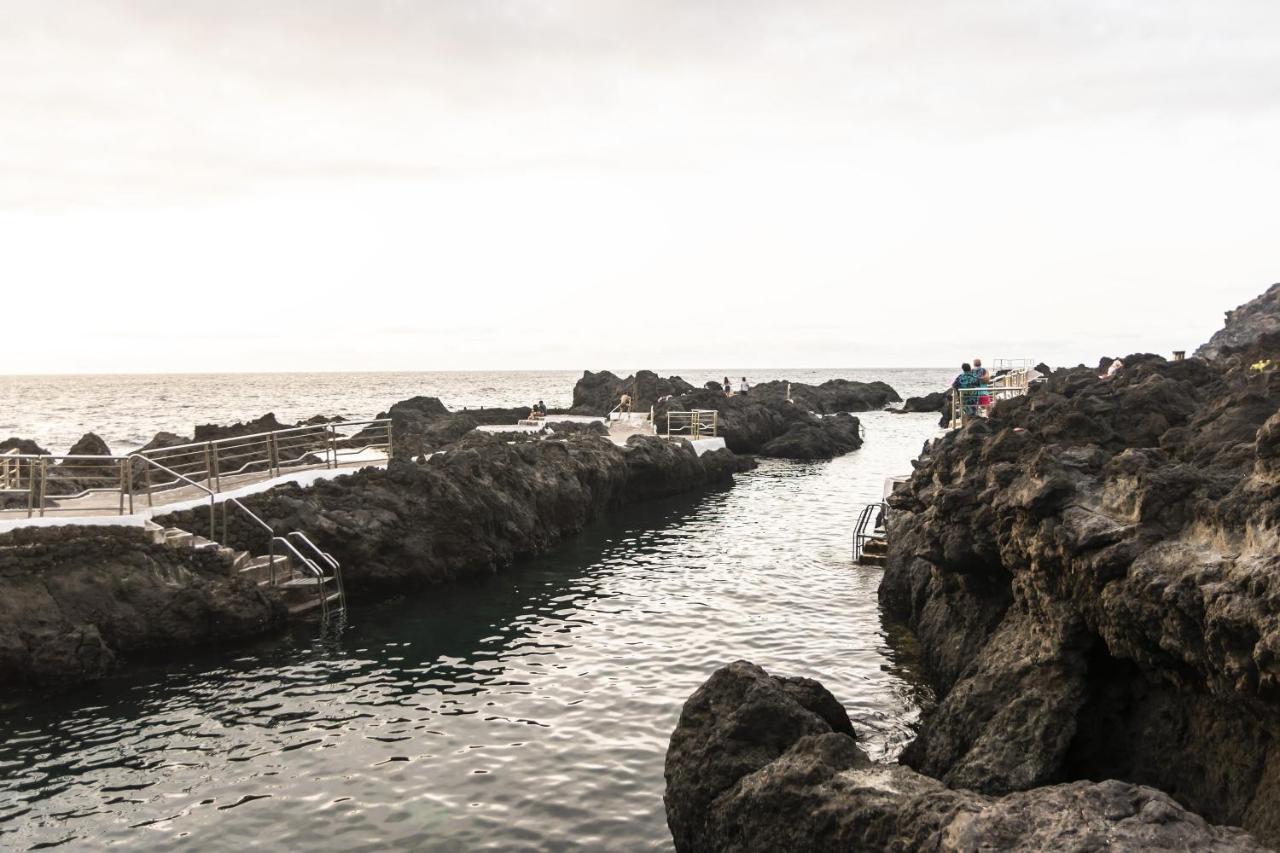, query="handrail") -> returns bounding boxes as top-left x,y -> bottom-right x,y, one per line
128,453 -> 215,533
287,531 -> 345,613
271,535 -> 330,620
852,501 -> 886,562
